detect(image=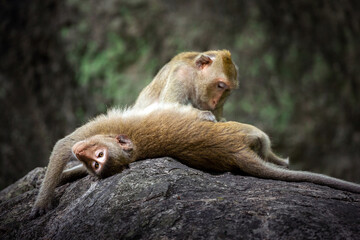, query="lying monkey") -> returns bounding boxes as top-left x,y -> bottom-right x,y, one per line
31,103 -> 360,218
